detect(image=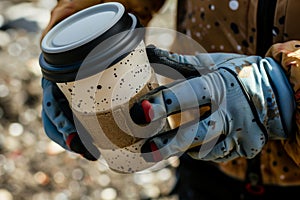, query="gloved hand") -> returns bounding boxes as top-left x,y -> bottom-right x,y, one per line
40,0 -> 103,161
130,46 -> 295,163
41,78 -> 100,161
